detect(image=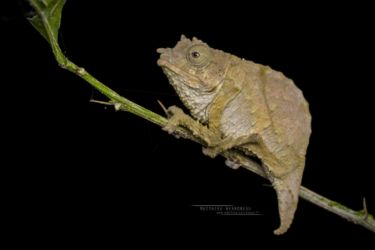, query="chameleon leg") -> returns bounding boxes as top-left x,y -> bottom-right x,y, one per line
163,106 -> 221,146
202,134 -> 260,158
